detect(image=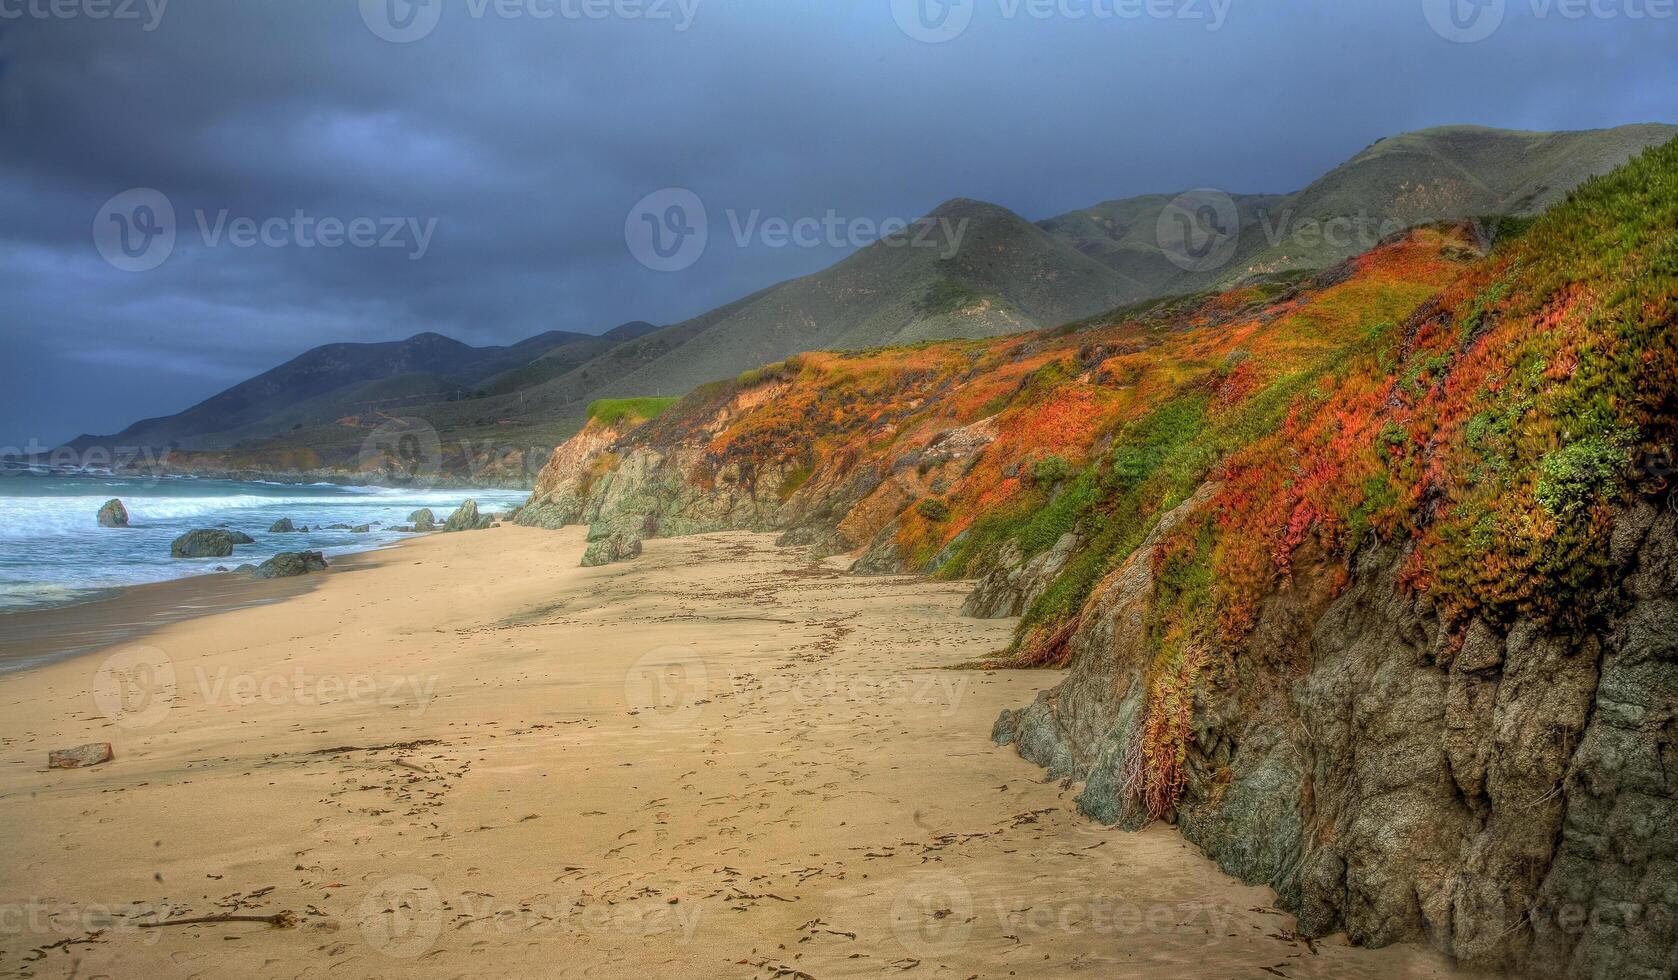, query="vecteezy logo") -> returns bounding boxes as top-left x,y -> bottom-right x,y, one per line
93,189 -> 176,273
1156,188 -> 1240,274
889,871 -> 974,958
360,875 -> 445,958
625,189 -> 708,272
623,646 -> 709,729
891,0 -> 975,42
358,417 -> 444,487
361,0 -> 442,43
1422,0 -> 1505,42
92,645 -> 176,729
